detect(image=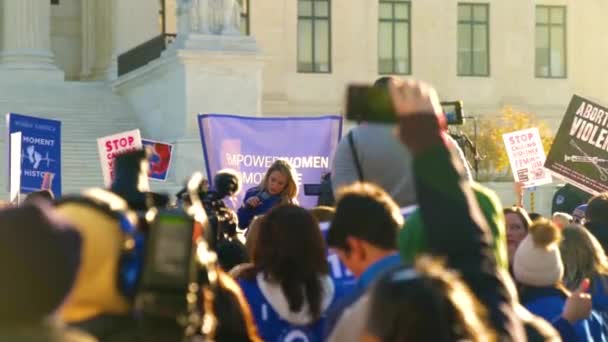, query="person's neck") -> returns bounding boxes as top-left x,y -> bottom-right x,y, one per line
356,248 -> 398,277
